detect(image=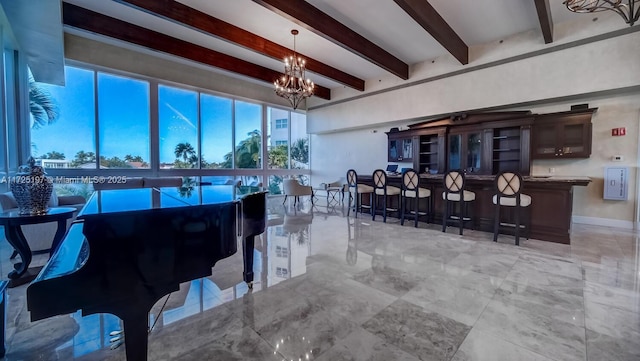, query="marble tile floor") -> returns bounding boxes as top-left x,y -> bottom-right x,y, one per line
0,200 -> 638,361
